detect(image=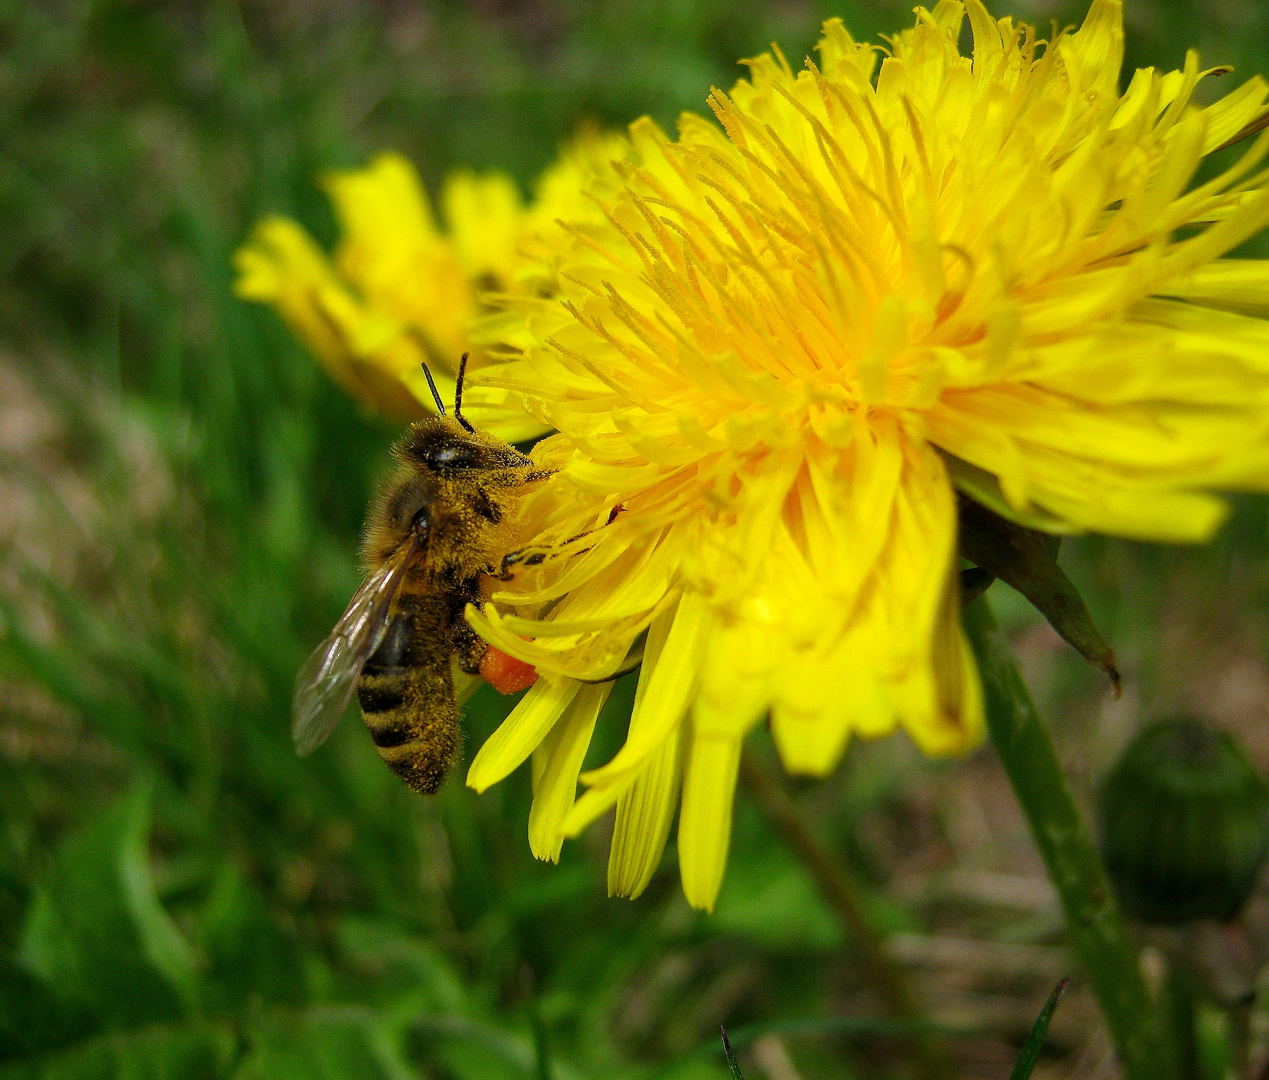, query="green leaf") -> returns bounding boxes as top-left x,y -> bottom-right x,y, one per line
196,867 -> 306,1012
334,919 -> 468,1015
17,784 -> 200,1028
234,1009 -> 416,1080
712,854 -> 841,951
1009,979 -> 1069,1080
0,958 -> 93,1060
0,1021 -> 234,1080
1195,1002 -> 1233,1080
711,805 -> 841,952
409,1015 -> 536,1080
